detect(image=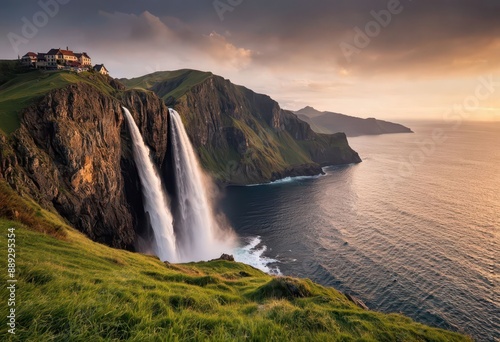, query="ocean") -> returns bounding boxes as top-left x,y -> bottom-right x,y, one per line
221,121 -> 500,341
